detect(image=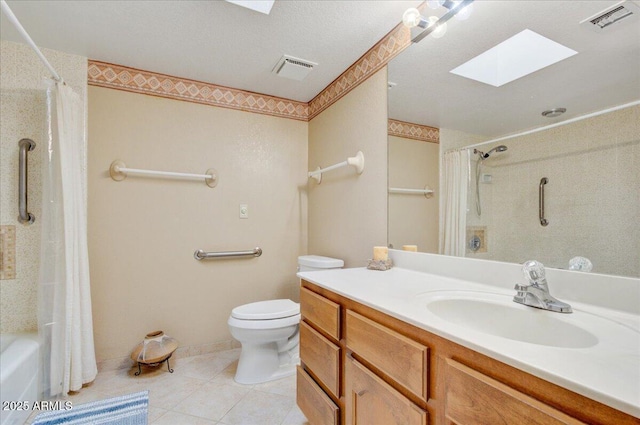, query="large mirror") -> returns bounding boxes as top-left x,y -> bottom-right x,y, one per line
387,0 -> 640,278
